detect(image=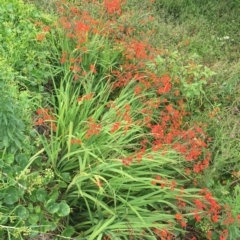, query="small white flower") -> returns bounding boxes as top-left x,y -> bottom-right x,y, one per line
222,36 -> 230,40
217,36 -> 230,41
